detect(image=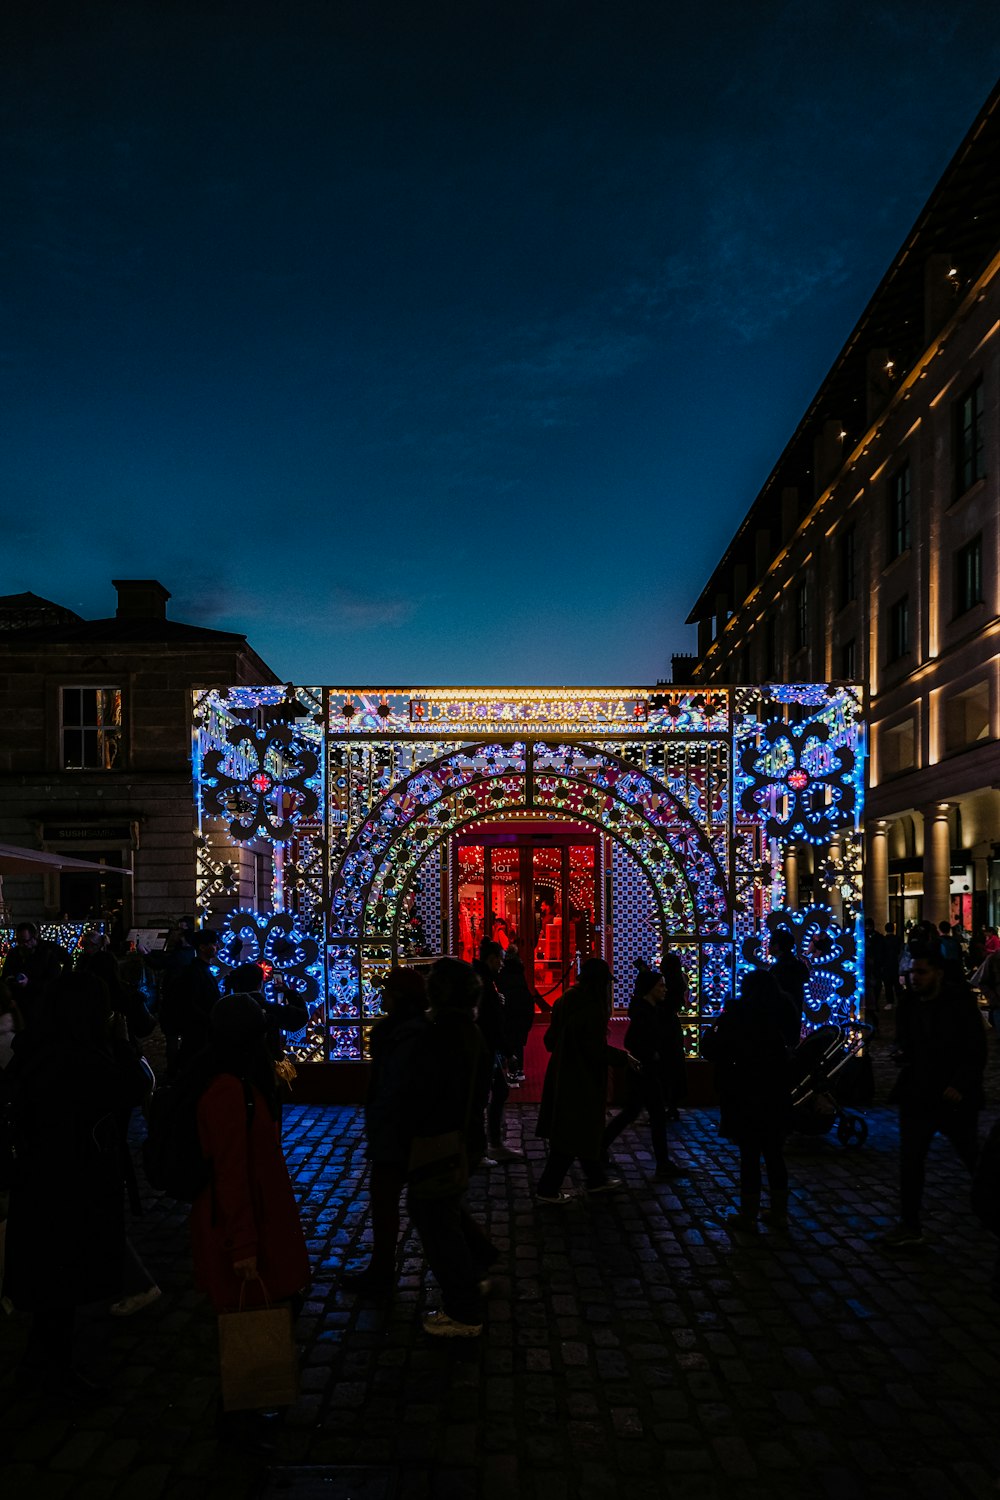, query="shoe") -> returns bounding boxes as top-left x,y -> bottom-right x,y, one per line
481,1156 -> 499,1168
666,1108 -> 681,1122
880,1224 -> 926,1250
489,1143 -> 524,1162
340,1268 -> 394,1296
761,1190 -> 789,1229
726,1212 -> 759,1233
536,1190 -> 574,1204
422,1310 -> 483,1338
654,1164 -> 688,1181
110,1286 -> 162,1317
587,1177 -> 624,1194
478,1278 -> 492,1296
